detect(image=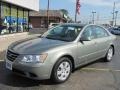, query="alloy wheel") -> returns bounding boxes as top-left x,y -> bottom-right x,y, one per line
57,61 -> 71,81
107,47 -> 113,61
